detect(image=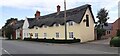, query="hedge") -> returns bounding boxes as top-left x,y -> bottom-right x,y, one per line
24,38 -> 80,43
